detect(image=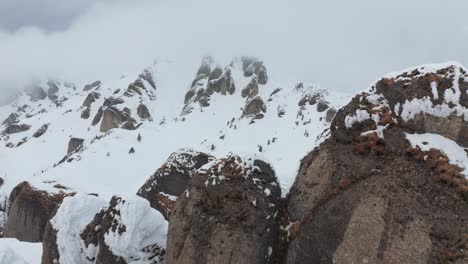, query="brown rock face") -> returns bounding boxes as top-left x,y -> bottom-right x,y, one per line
137,150 -> 213,219
4,182 -> 65,242
165,156 -> 281,264
285,65 -> 468,264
